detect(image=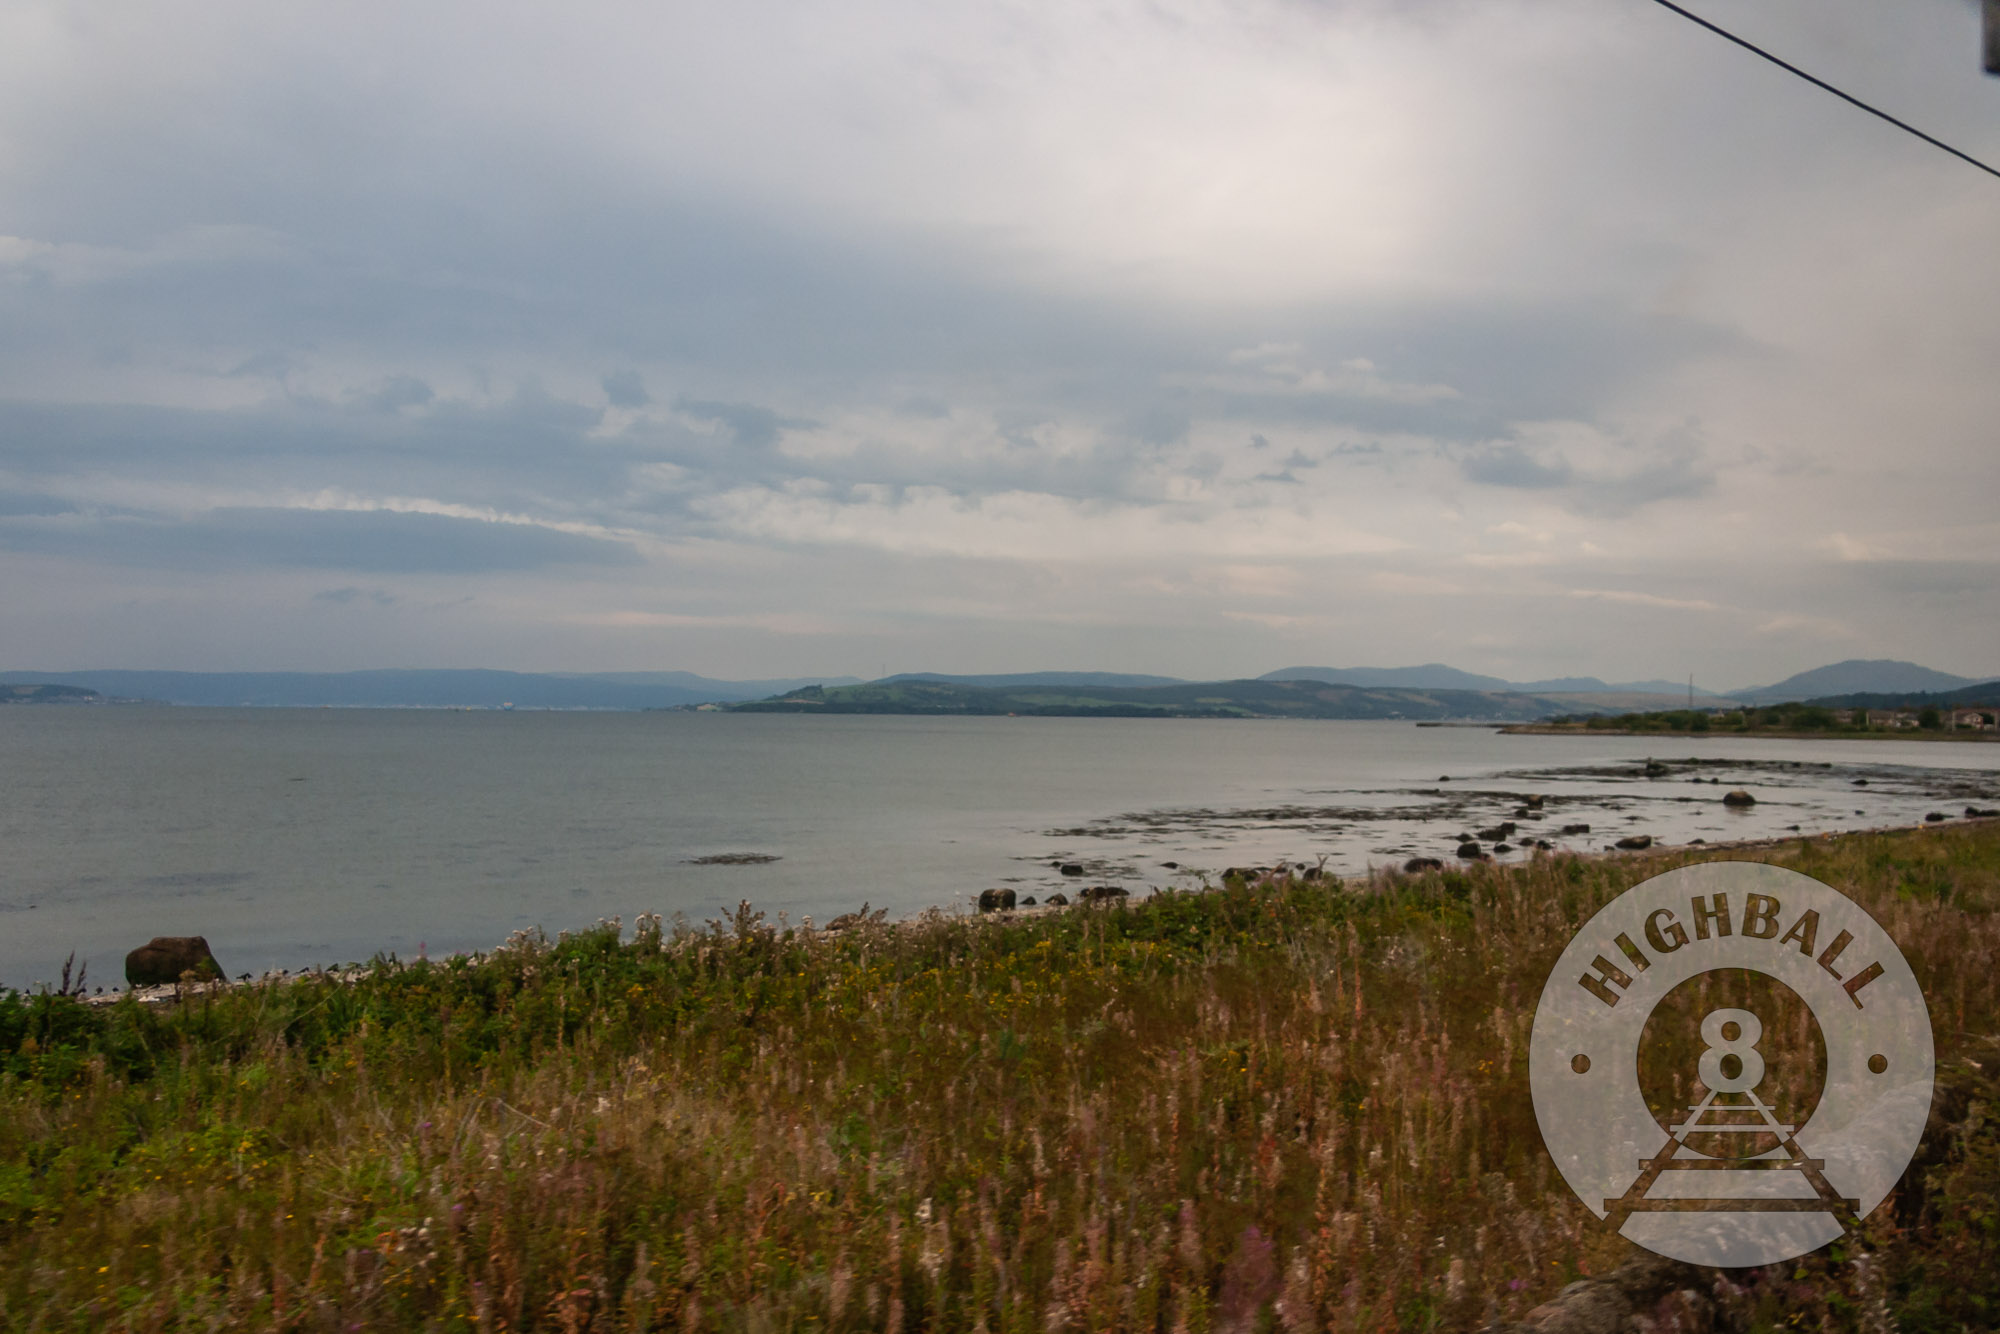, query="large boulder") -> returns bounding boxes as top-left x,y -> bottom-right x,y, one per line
977,888 -> 1017,913
125,936 -> 224,988
1722,789 -> 1756,807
